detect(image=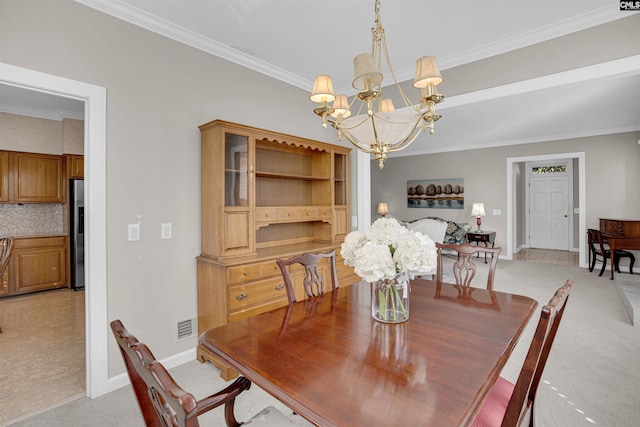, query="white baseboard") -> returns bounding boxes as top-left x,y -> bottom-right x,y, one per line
104,347 -> 197,395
